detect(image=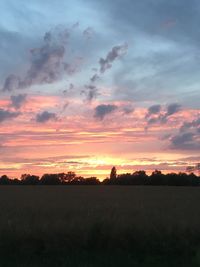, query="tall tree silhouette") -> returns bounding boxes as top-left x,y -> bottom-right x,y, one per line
110,166 -> 117,180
